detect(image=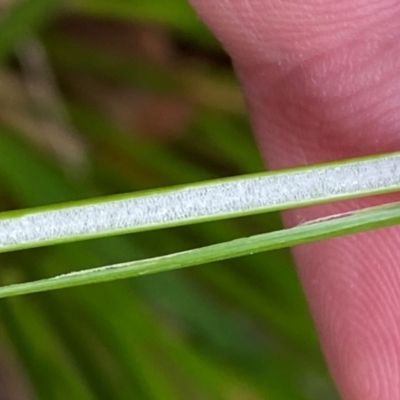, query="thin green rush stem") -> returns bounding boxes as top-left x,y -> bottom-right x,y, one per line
1,151 -> 400,253
1,201 -> 400,299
